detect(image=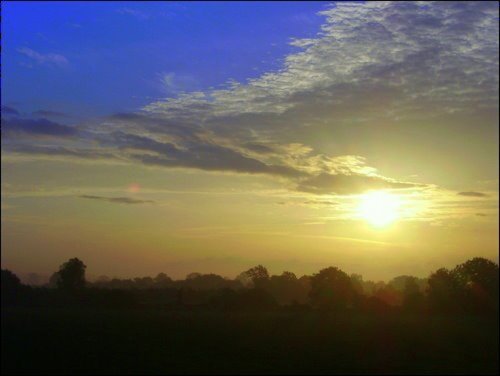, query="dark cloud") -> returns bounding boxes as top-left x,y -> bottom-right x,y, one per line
32,110 -> 70,118
242,142 -> 276,154
109,112 -> 147,121
297,173 -> 421,195
107,113 -> 201,142
79,195 -> 154,204
107,131 -> 180,155
104,131 -> 304,178
1,117 -> 77,138
457,191 -> 488,197
276,200 -> 338,208
1,106 -> 20,116
303,200 -> 338,206
2,110 -> 423,196
4,144 -> 115,159
132,151 -> 302,178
